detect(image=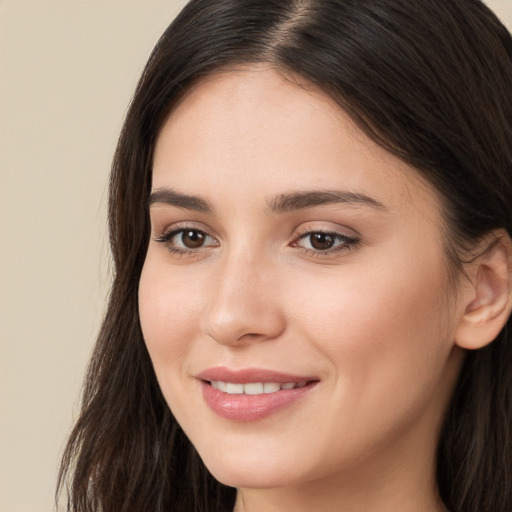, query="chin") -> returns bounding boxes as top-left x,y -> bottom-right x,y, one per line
198,448 -> 305,490
207,465 -> 295,490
